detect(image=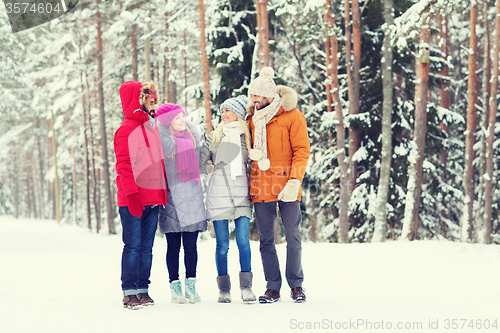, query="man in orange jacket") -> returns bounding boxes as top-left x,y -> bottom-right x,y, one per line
247,67 -> 310,303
